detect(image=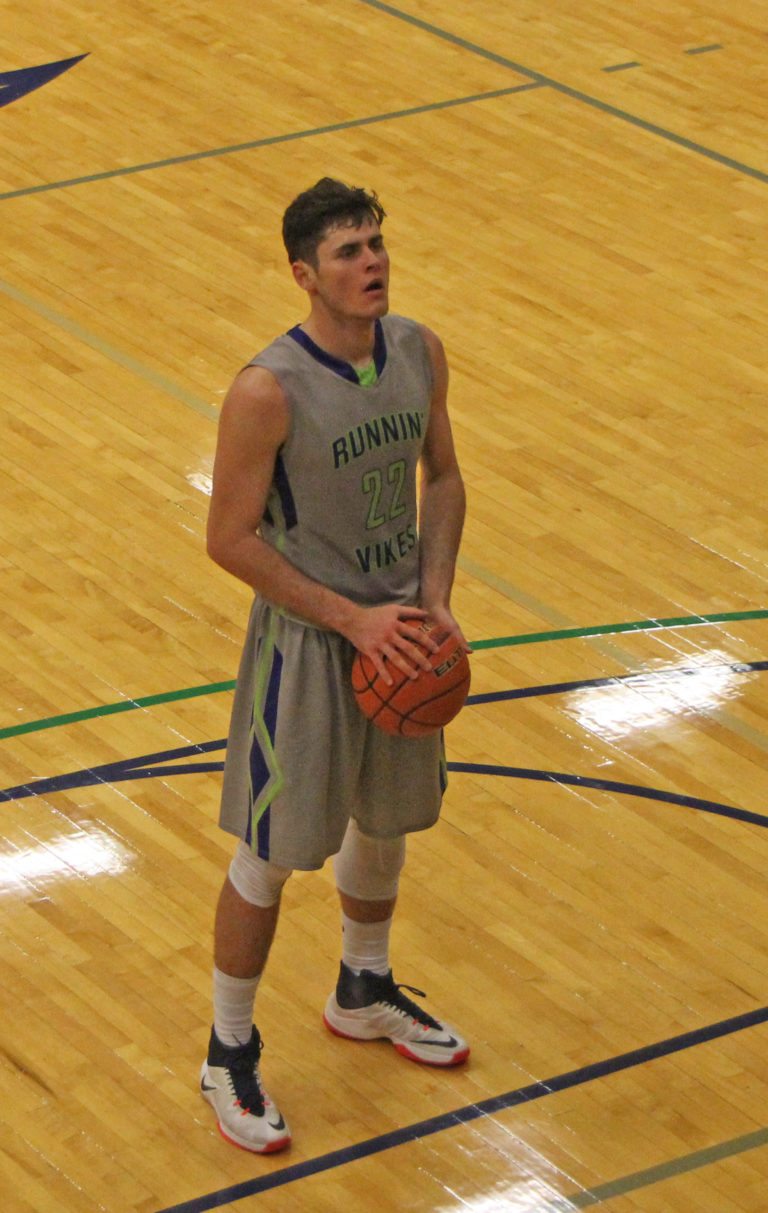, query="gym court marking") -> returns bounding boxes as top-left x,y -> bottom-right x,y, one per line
3,616 -> 768,1207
